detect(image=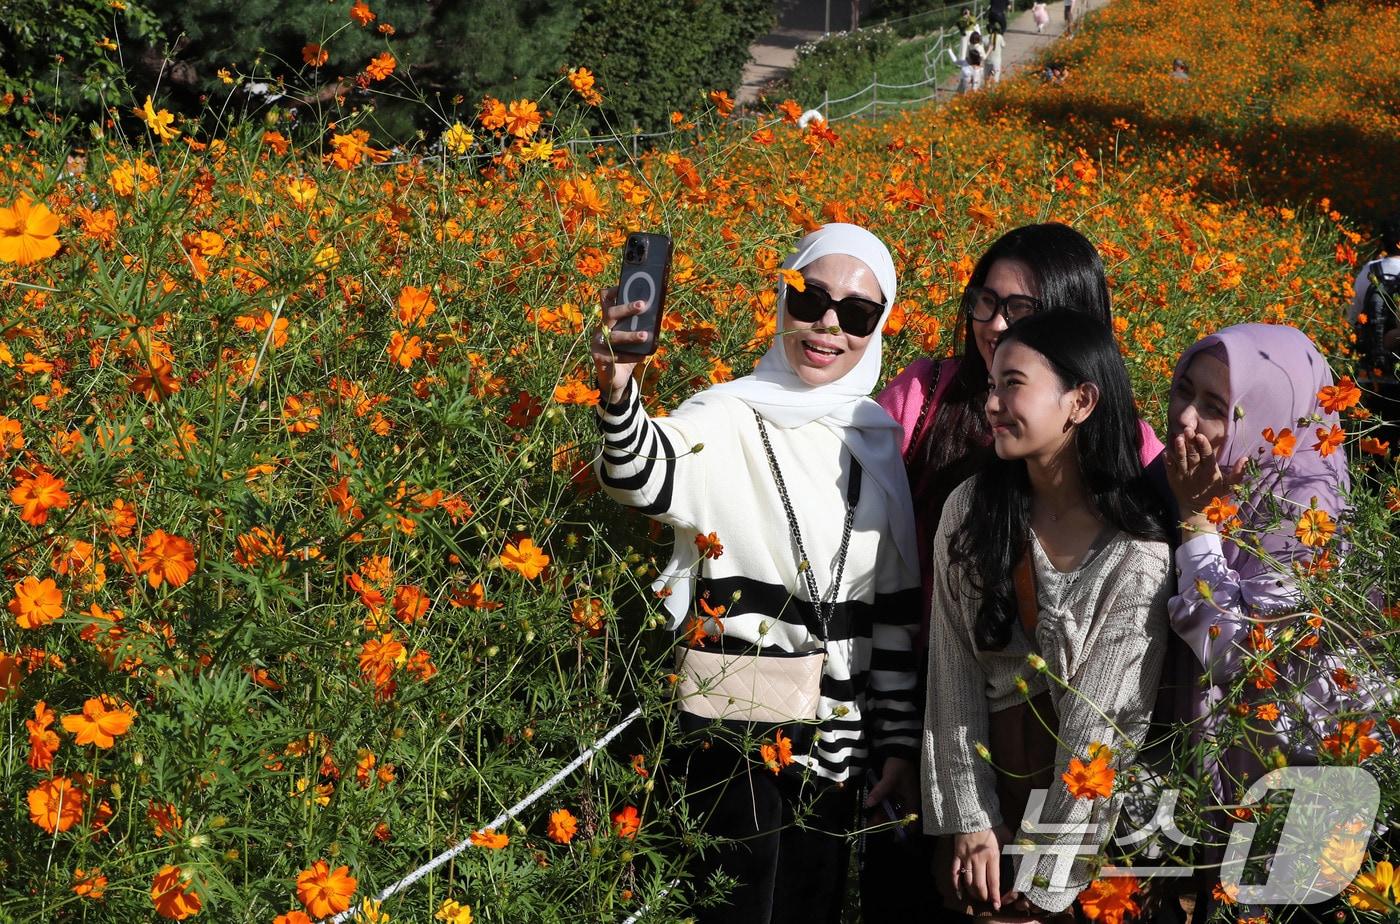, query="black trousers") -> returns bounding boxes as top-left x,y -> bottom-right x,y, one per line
860,827 -> 943,922
677,742 -> 858,924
